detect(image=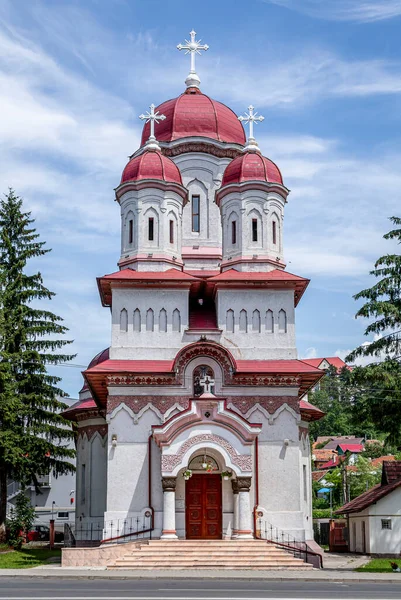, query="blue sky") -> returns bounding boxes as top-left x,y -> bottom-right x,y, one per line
0,0 -> 400,397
